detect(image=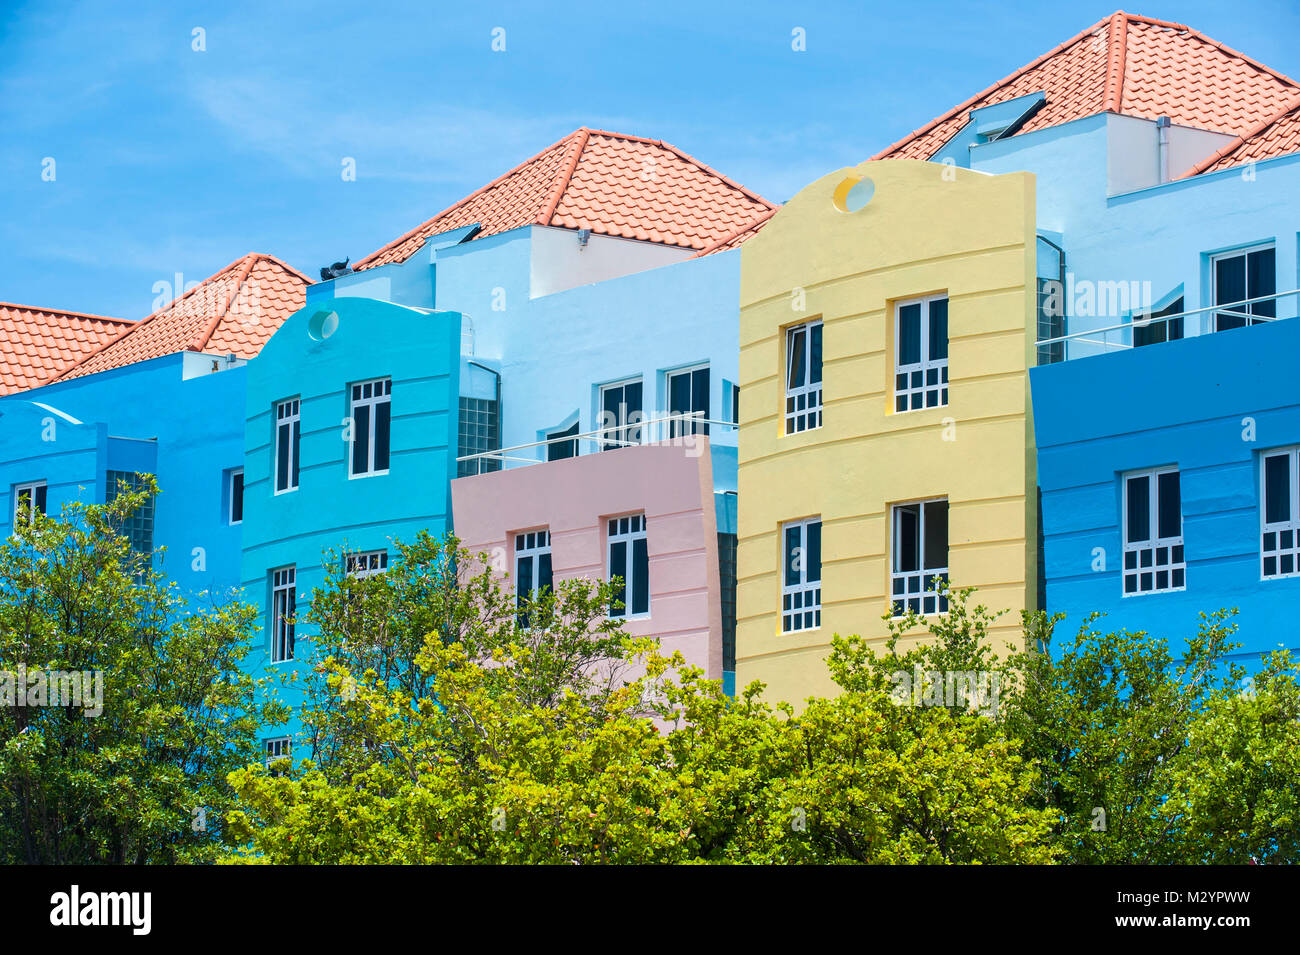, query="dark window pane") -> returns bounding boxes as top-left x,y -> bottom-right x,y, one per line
1134,297 -> 1184,348
1248,248 -> 1276,319
548,421 -> 579,461
374,400 -> 391,471
1215,255 -> 1247,330
35,484 -> 47,514
517,555 -> 533,609
276,423 -> 290,490
625,381 -> 642,441
784,524 -> 801,586
538,552 -> 553,596
669,371 -> 691,419
809,324 -> 823,385
693,367 -> 710,435
928,298 -> 949,361
291,420 -> 300,487
896,504 -> 919,572
232,471 -> 243,523
1127,475 -> 1150,543
805,521 -> 822,583
632,537 -> 649,615
609,540 -> 627,616
898,304 -> 921,365
924,499 -> 949,569
1157,471 -> 1181,539
787,327 -> 806,389
1265,454 -> 1291,524
353,404 -> 370,474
